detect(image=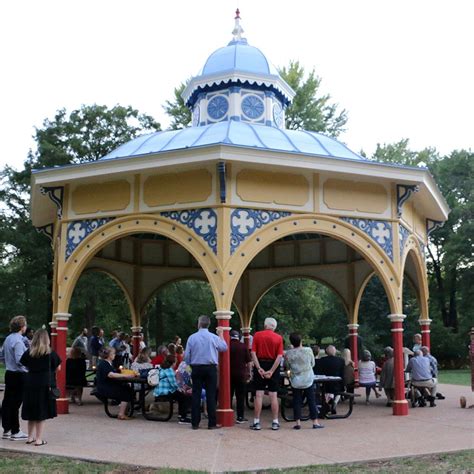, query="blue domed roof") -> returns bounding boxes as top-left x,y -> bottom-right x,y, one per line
102,121 -> 365,162
200,38 -> 279,77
